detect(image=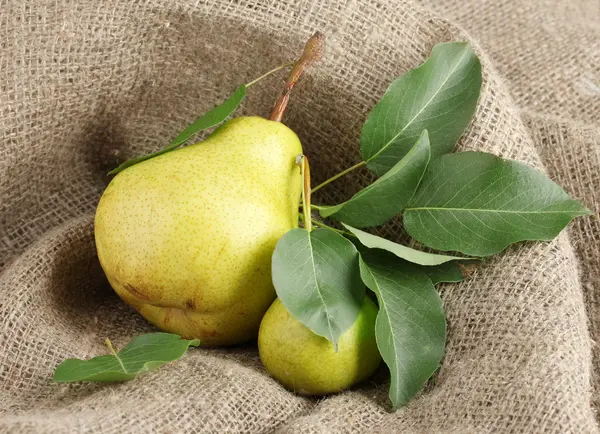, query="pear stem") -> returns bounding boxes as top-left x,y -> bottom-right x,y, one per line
311,161 -> 366,194
297,155 -> 312,231
269,32 -> 325,122
245,61 -> 295,88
